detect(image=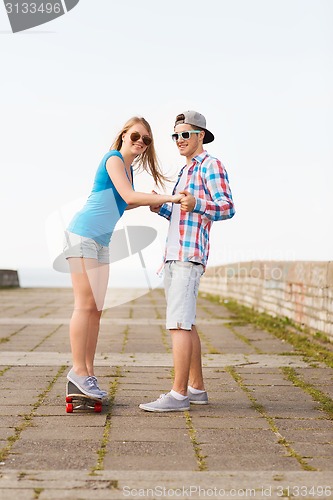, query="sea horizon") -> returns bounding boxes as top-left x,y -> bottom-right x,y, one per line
17,267 -> 163,289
